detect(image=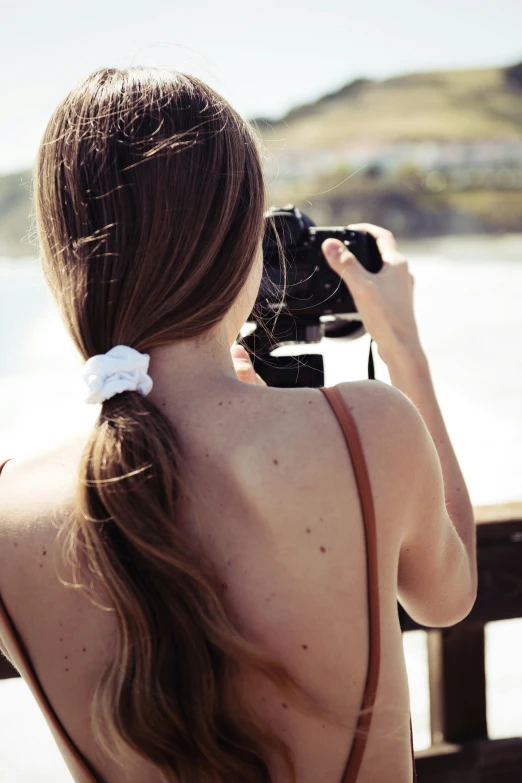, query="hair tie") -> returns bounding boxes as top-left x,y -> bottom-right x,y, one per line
81,345 -> 153,405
